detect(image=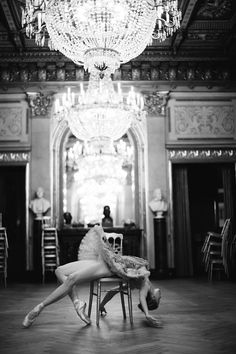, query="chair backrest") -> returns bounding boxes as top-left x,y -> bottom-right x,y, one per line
221,219 -> 231,270
0,227 -> 8,269
221,218 -> 230,236
0,227 -> 8,251
105,232 -> 123,255
42,216 -> 52,229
